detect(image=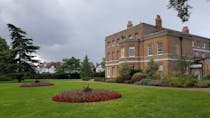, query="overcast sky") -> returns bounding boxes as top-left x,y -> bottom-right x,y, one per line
0,0 -> 210,63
